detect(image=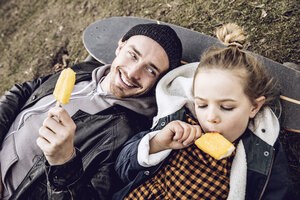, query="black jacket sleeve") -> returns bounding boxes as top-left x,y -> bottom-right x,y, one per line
0,75 -> 50,144
43,106 -> 151,200
45,149 -> 121,200
115,130 -> 152,183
